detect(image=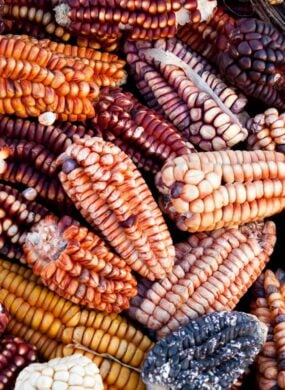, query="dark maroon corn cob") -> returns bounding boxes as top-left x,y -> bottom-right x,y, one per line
91,87 -> 195,173
0,335 -> 37,389
217,18 -> 285,109
125,37 -> 248,151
